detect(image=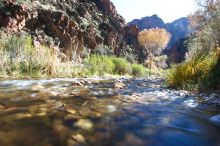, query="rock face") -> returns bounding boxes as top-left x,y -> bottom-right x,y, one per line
166,17 -> 191,49
0,0 -> 132,62
165,37 -> 188,64
128,15 -> 192,63
124,25 -> 144,62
